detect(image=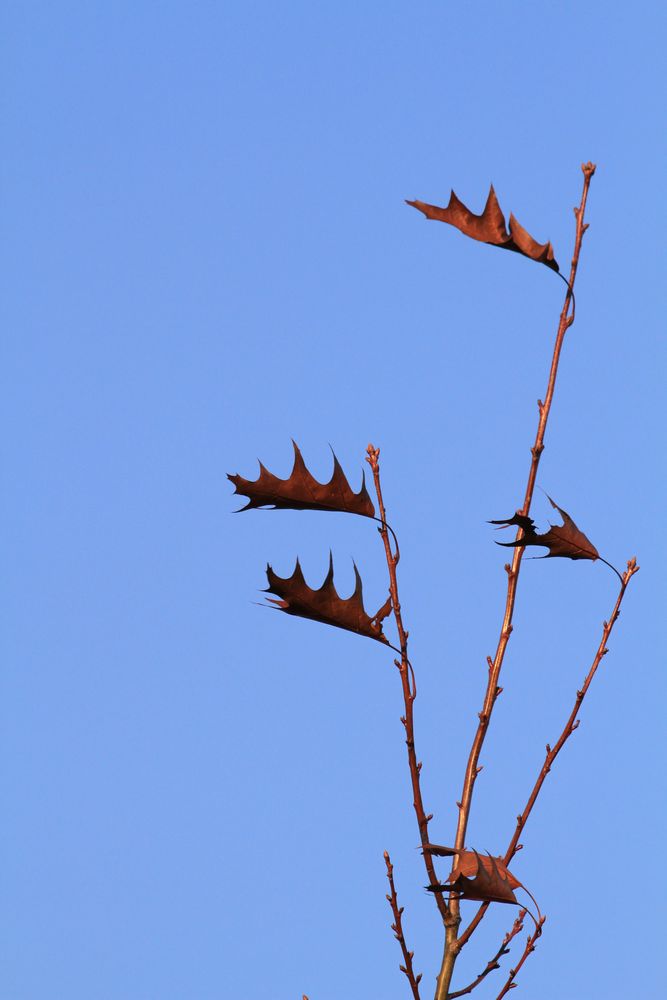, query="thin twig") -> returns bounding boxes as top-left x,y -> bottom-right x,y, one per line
384,851 -> 422,999
505,557 -> 639,859
446,910 -> 526,998
367,445 -> 449,924
494,917 -> 546,999
458,556 -> 639,948
435,163 -> 597,1000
